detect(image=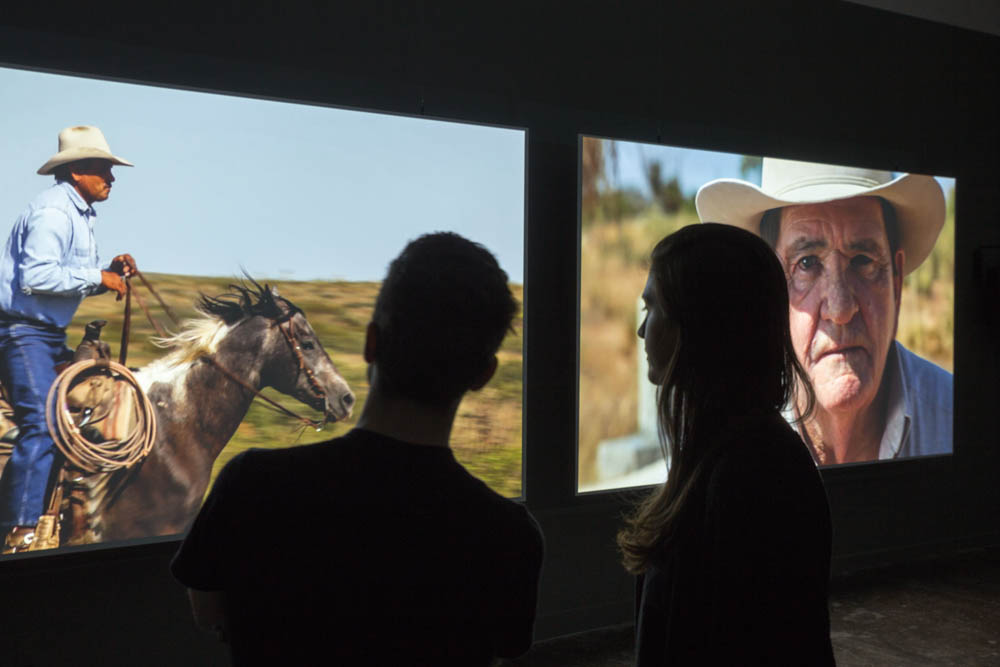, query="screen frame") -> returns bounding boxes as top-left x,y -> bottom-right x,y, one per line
0,56 -> 530,563
574,131 -> 959,498
0,14 -> 993,646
